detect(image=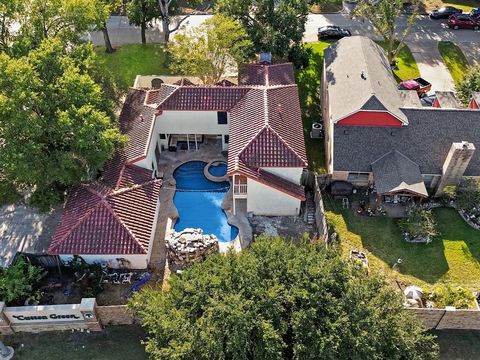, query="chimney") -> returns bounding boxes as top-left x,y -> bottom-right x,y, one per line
434,141 -> 476,197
